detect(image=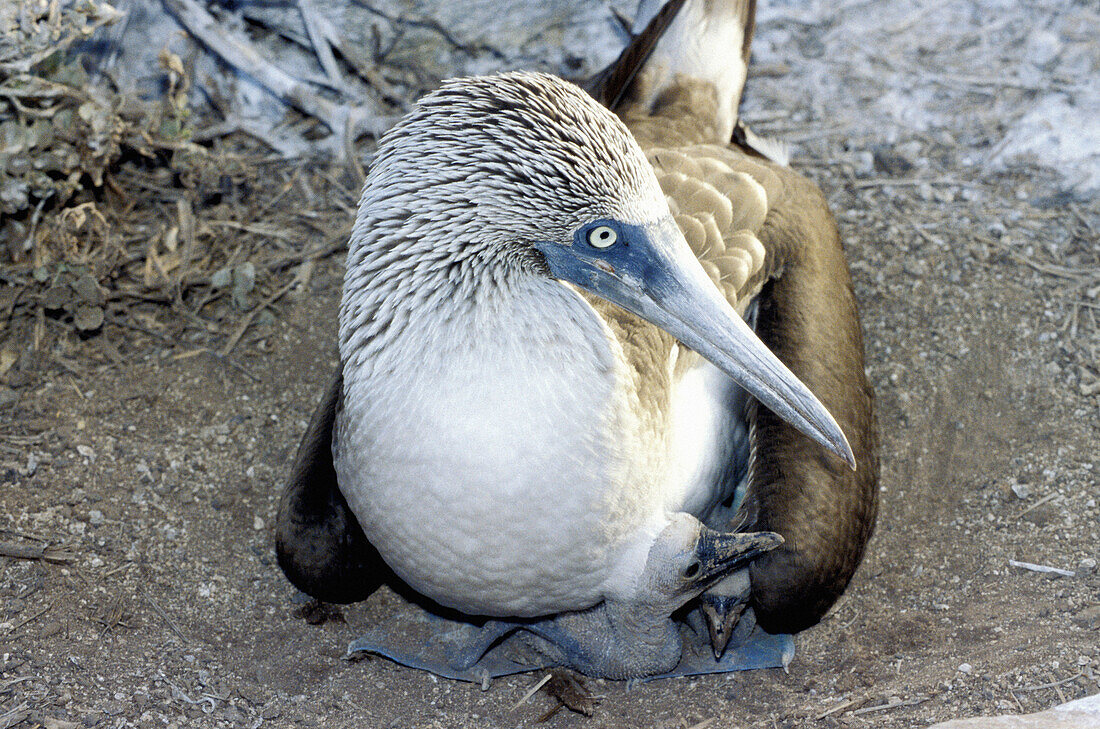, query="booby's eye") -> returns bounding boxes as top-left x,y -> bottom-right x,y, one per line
682,561 -> 701,579
587,225 -> 618,249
